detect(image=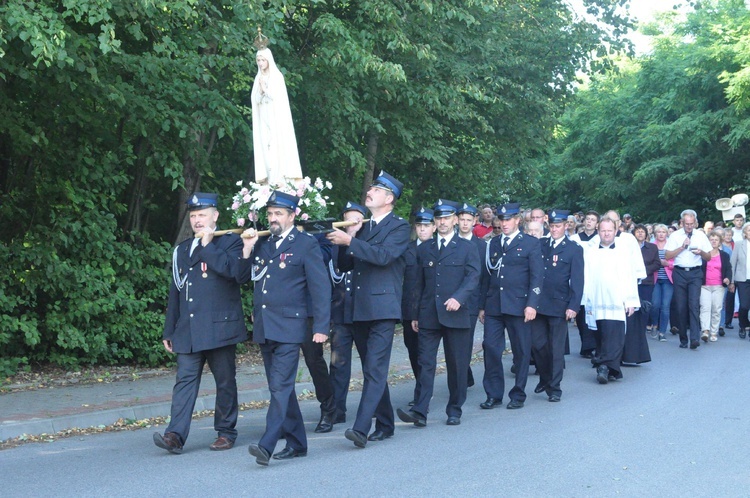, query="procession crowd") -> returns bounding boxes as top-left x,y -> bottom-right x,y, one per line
152,172 -> 750,467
